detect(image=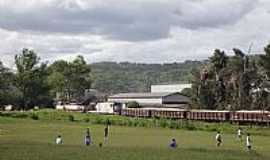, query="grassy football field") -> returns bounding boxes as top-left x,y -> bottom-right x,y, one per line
0,116 -> 270,160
